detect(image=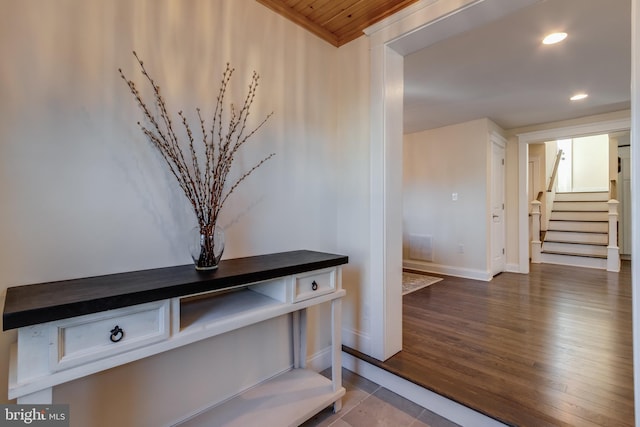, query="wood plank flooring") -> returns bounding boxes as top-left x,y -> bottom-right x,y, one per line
345,262 -> 633,427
